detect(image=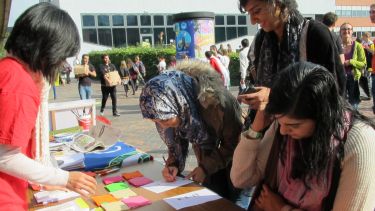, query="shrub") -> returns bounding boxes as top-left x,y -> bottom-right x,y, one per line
88,46 -> 241,85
